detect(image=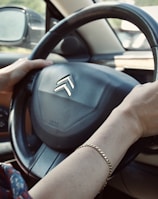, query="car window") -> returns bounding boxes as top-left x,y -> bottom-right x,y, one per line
97,0 -> 158,50
0,0 -> 45,54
